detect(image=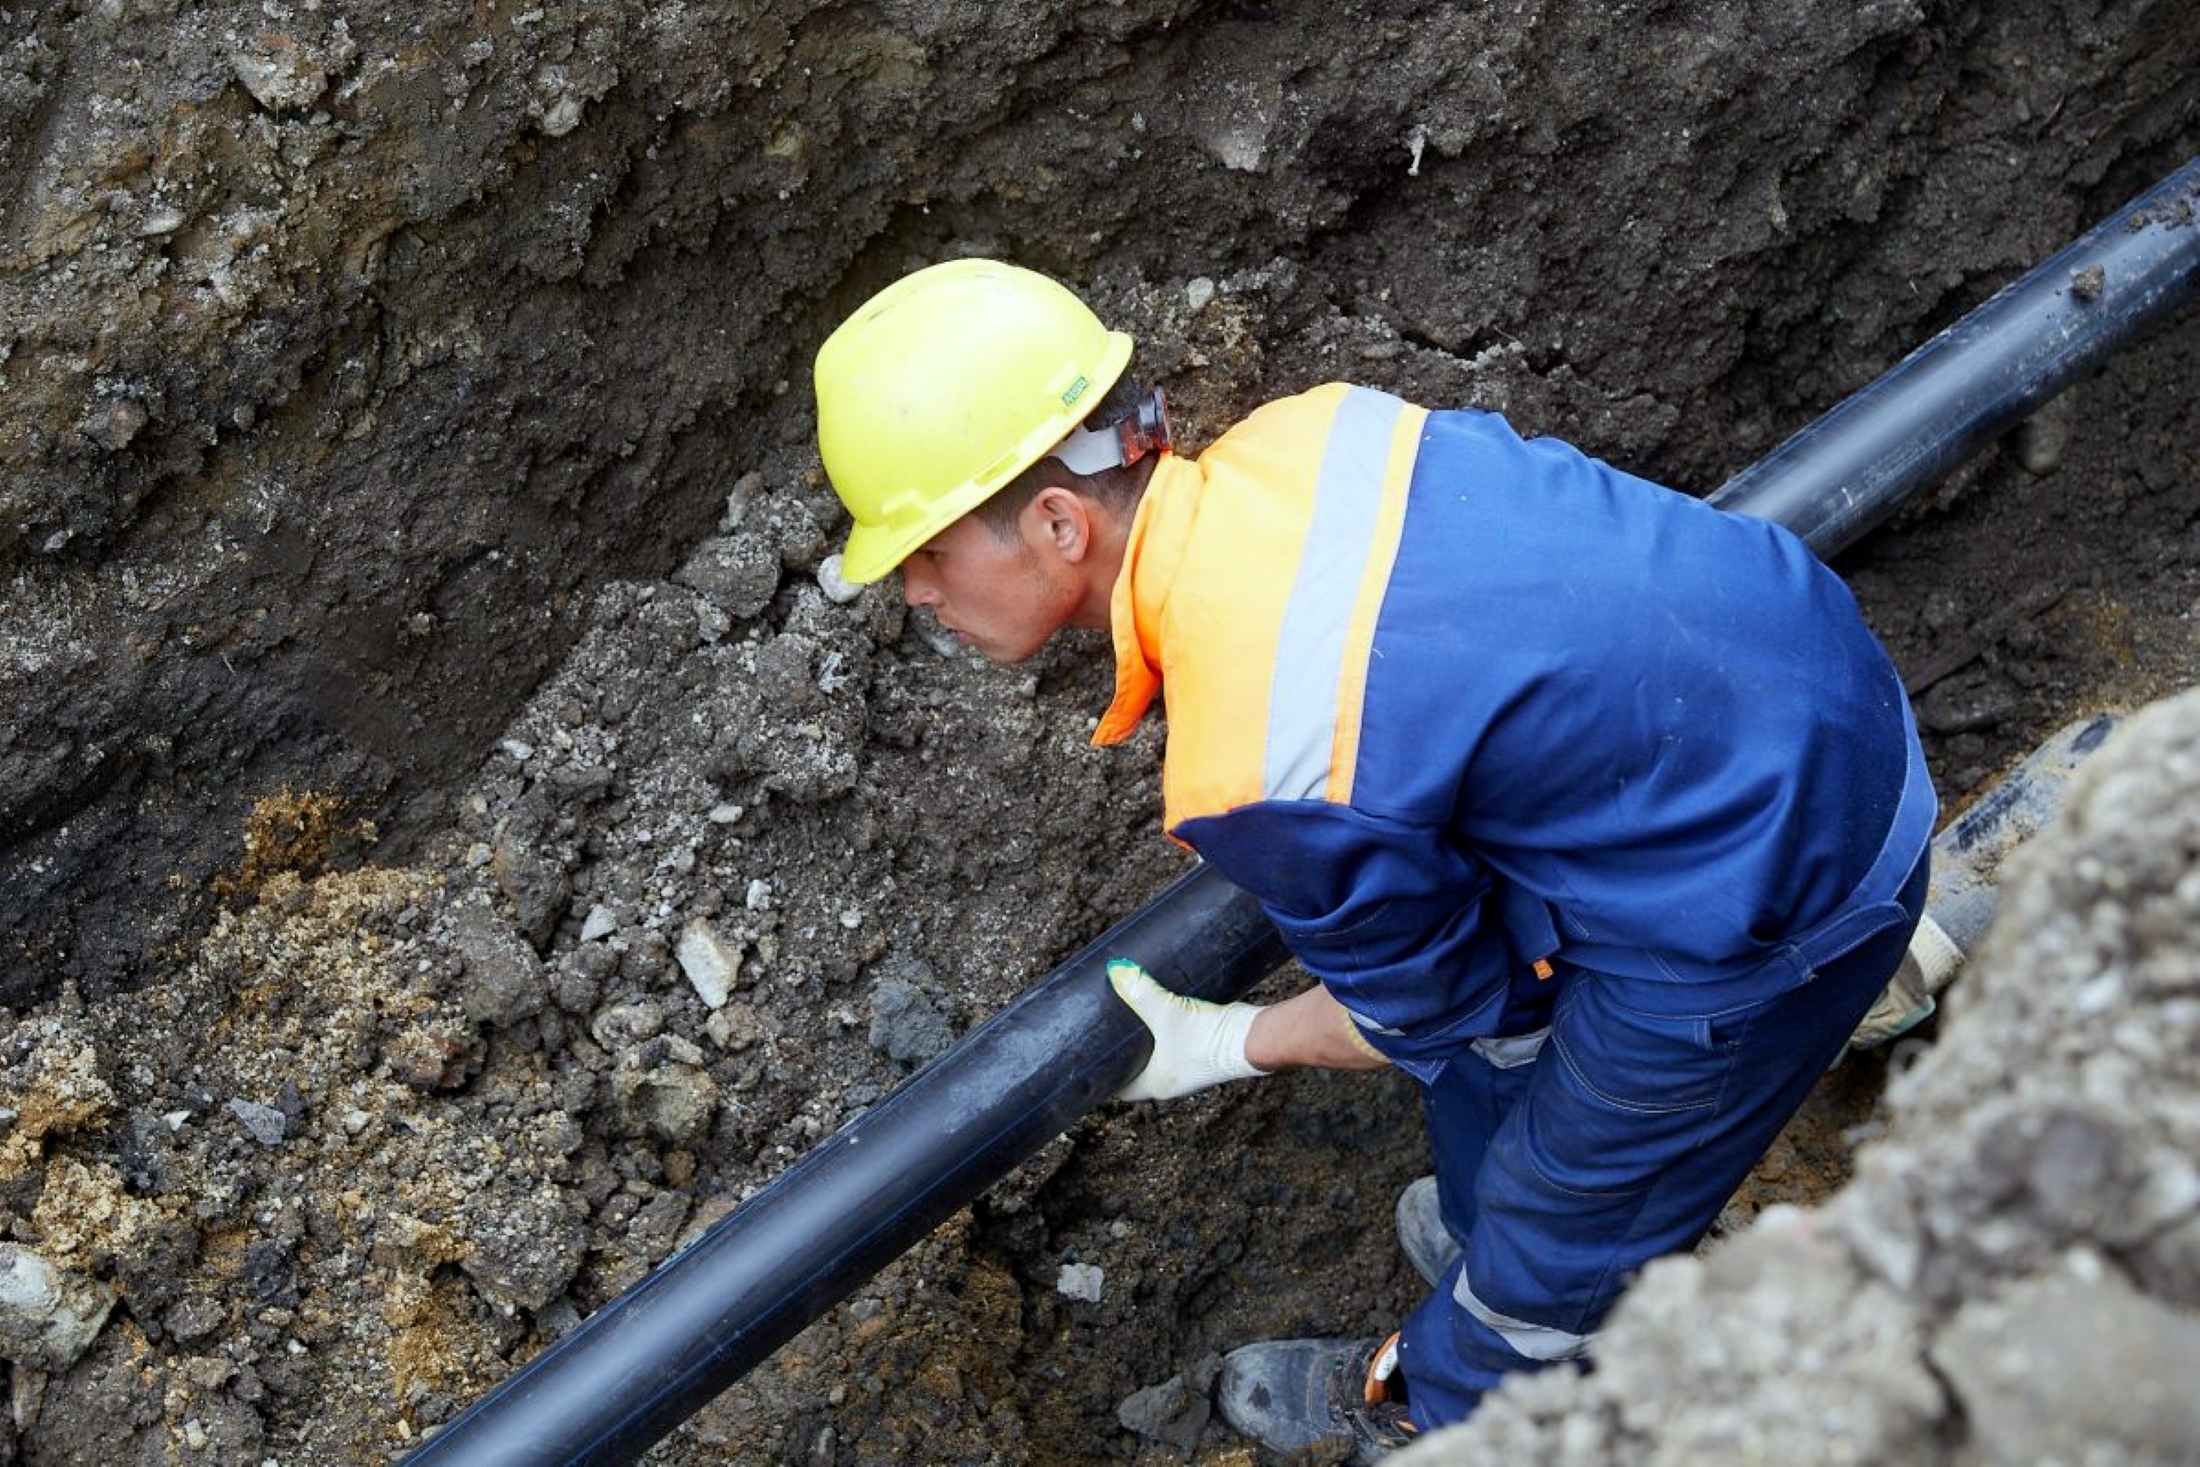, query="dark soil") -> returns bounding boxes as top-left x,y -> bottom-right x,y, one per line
1,1 -> 2196,1463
